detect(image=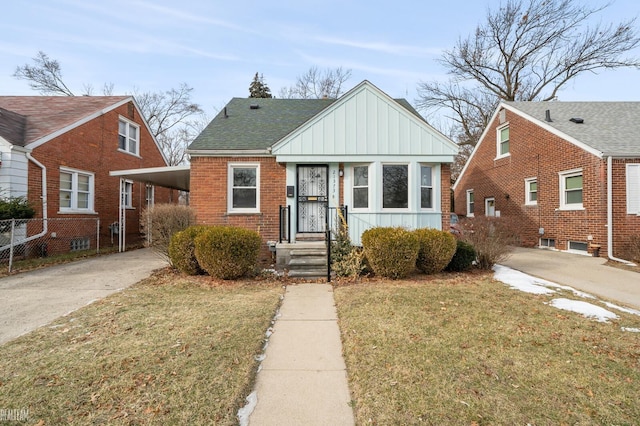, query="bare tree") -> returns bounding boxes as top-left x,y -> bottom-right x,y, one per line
417,0 -> 640,175
13,52 -> 204,165
14,51 -> 74,96
278,66 -> 352,99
